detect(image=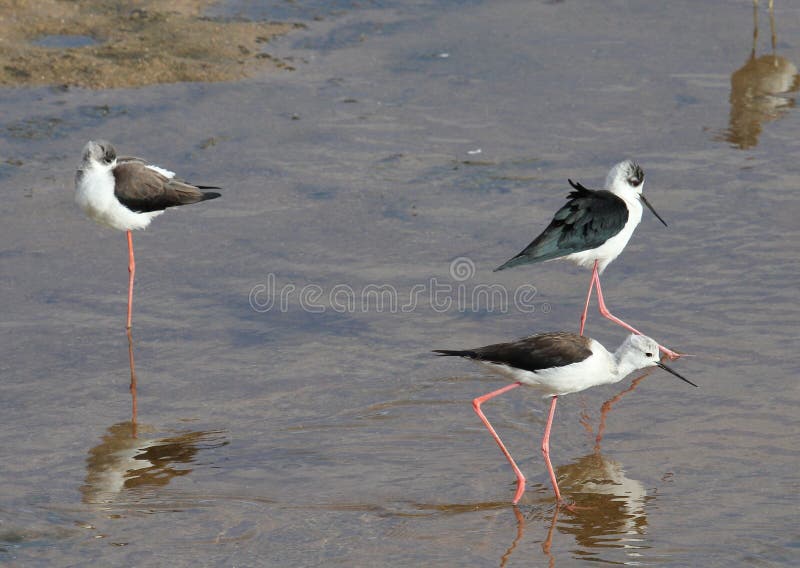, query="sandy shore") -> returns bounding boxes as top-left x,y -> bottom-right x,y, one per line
0,0 -> 300,88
